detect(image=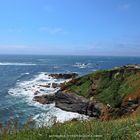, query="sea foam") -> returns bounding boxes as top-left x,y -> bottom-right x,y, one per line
0,62 -> 36,66
8,72 -> 87,127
